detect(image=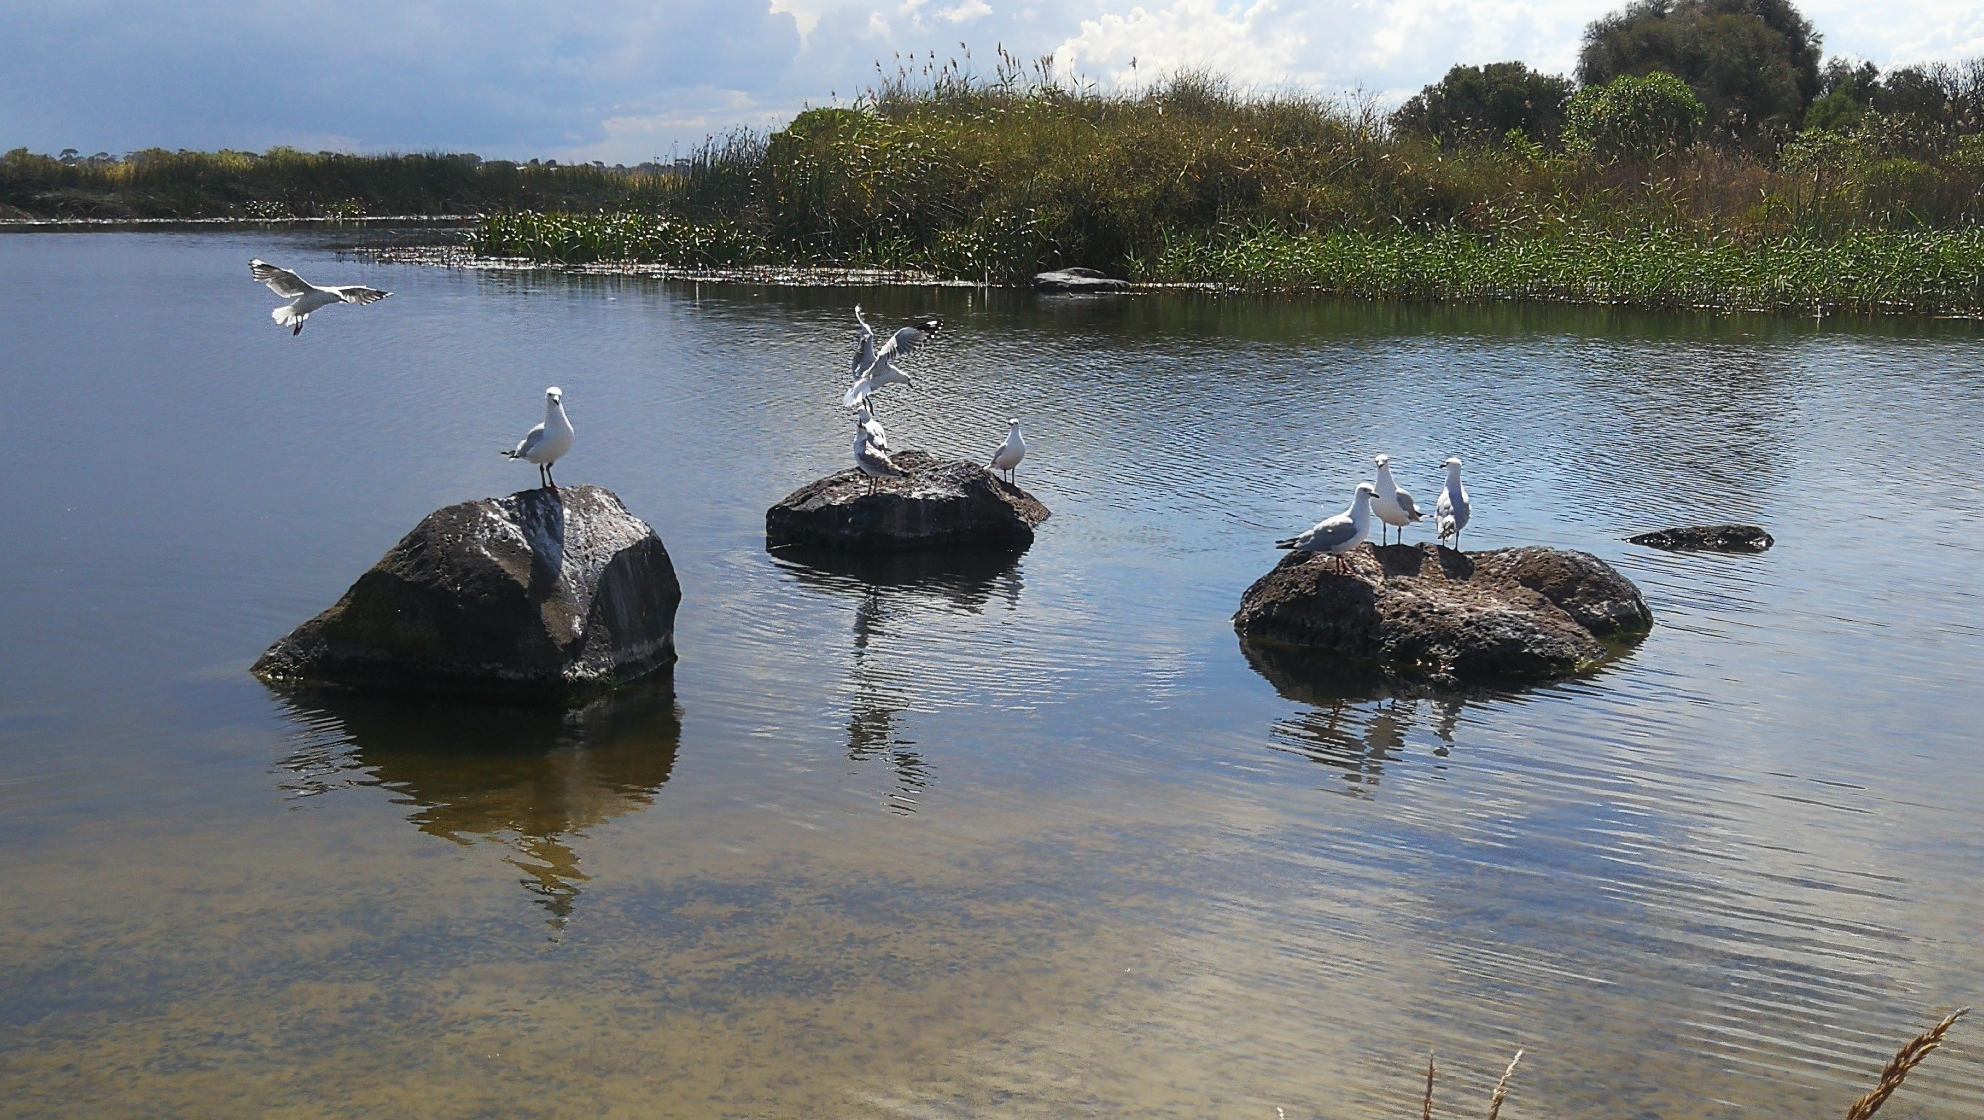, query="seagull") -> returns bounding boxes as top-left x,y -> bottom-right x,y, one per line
1436,457 -> 1471,552
989,418 -> 1026,484
1276,483 -> 1377,573
500,387 -> 575,490
1371,454 -> 1424,545
853,418 -> 906,494
857,400 -> 889,454
249,259 -> 389,336
843,309 -> 940,412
